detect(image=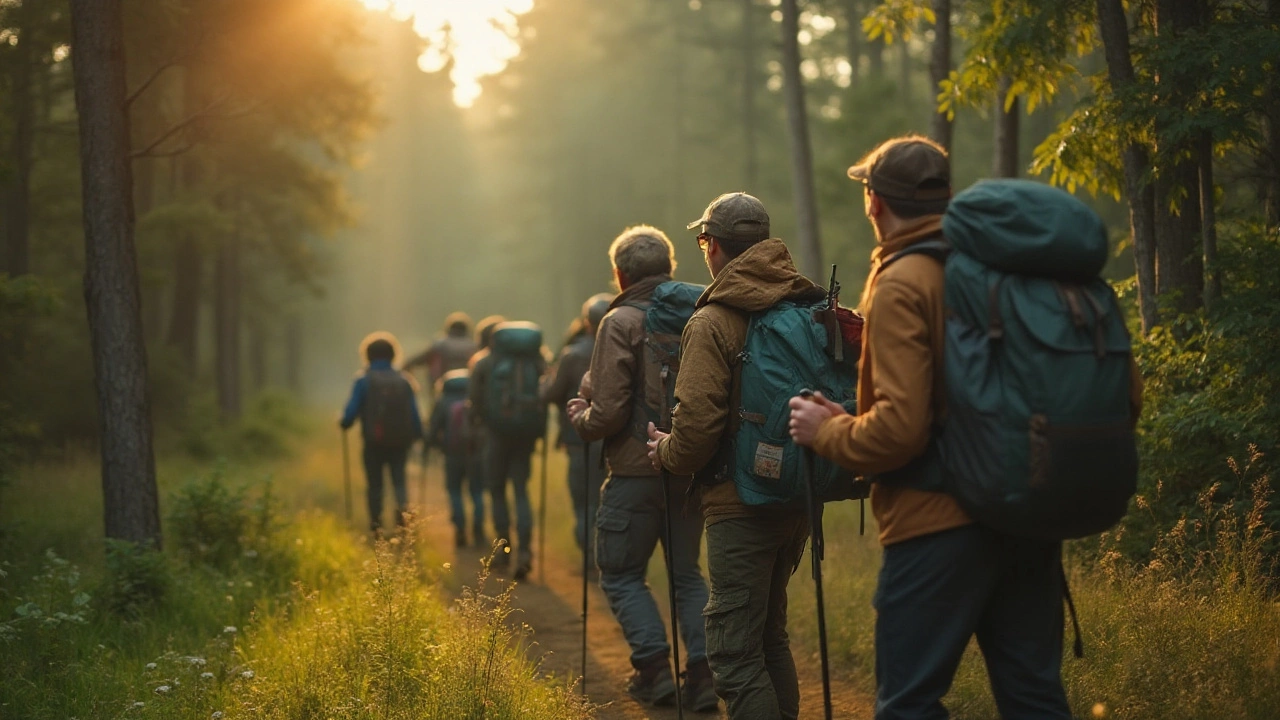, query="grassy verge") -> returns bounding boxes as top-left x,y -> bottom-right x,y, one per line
788,470 -> 1280,720
0,421 -> 592,719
